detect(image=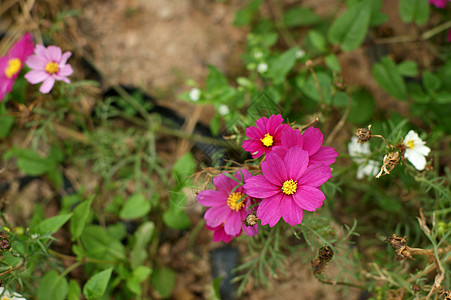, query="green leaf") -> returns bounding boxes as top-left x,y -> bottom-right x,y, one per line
308,30 -> 327,53
268,47 -> 299,84
83,268 -> 113,300
211,277 -> 223,300
131,222 -> 155,268
163,207 -> 191,230
37,270 -> 68,300
151,267 -> 176,298
233,0 -> 264,26
81,225 -> 126,261
283,7 -> 321,27
298,72 -> 332,104
35,213 -> 72,235
68,280 -> 81,300
407,82 -> 430,104
4,148 -> 55,175
372,57 -> 407,100
422,71 -> 441,93
0,104 -> 14,138
172,152 -> 196,185
205,66 -> 228,93
119,193 -> 151,219
126,266 -> 152,295
399,0 -> 429,25
324,54 -> 341,72
397,60 -> 419,77
70,195 -> 94,241
348,89 -> 376,124
328,1 -> 371,51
